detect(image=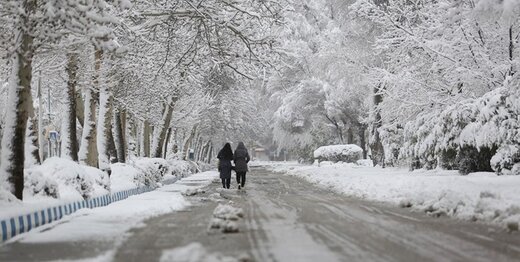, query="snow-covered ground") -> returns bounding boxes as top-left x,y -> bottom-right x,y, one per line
7,171 -> 218,246
256,161 -> 520,230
